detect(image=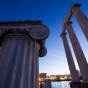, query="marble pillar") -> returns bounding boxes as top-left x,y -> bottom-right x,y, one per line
71,4 -> 88,41
0,21 -> 50,88
61,32 -> 80,82
66,21 -> 88,83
